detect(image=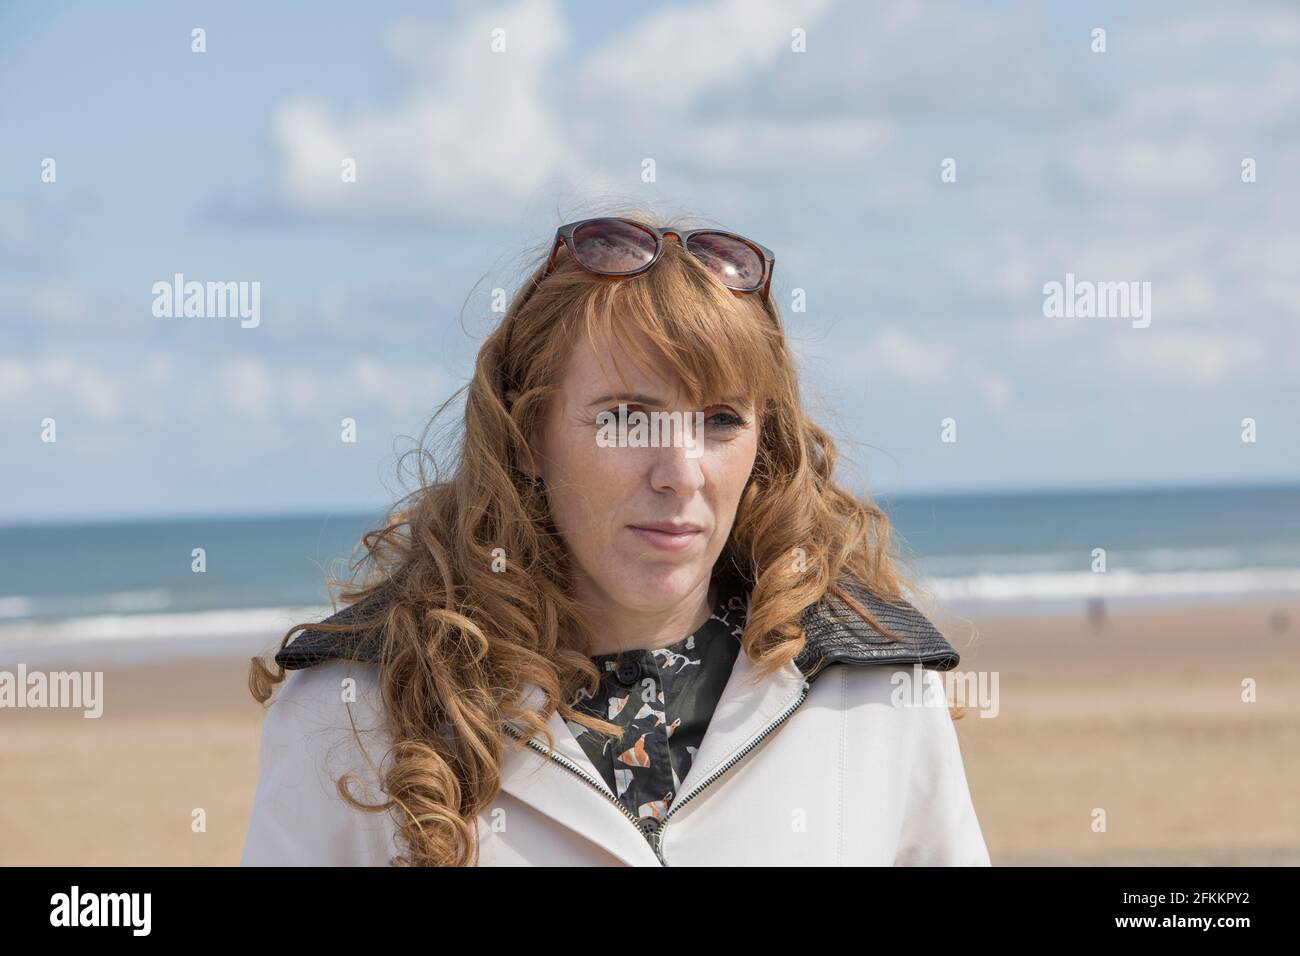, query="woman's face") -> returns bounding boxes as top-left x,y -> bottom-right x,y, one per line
531,330 -> 759,615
